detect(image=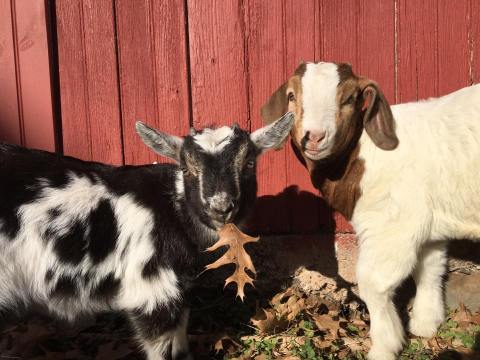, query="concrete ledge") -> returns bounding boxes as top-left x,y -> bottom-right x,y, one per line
207,234 -> 480,311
